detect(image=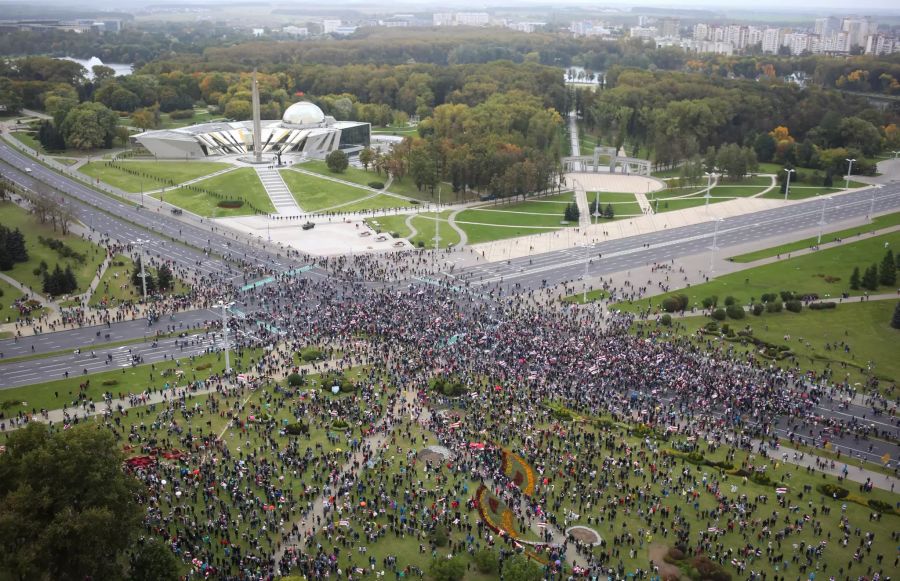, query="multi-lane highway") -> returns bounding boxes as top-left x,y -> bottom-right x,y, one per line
453,185 -> 900,291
